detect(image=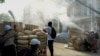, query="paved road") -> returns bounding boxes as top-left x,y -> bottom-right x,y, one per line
47,42 -> 100,56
